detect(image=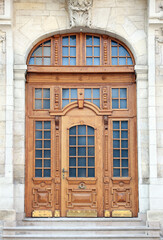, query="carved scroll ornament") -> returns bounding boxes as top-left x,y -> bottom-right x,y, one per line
67,0 -> 93,27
